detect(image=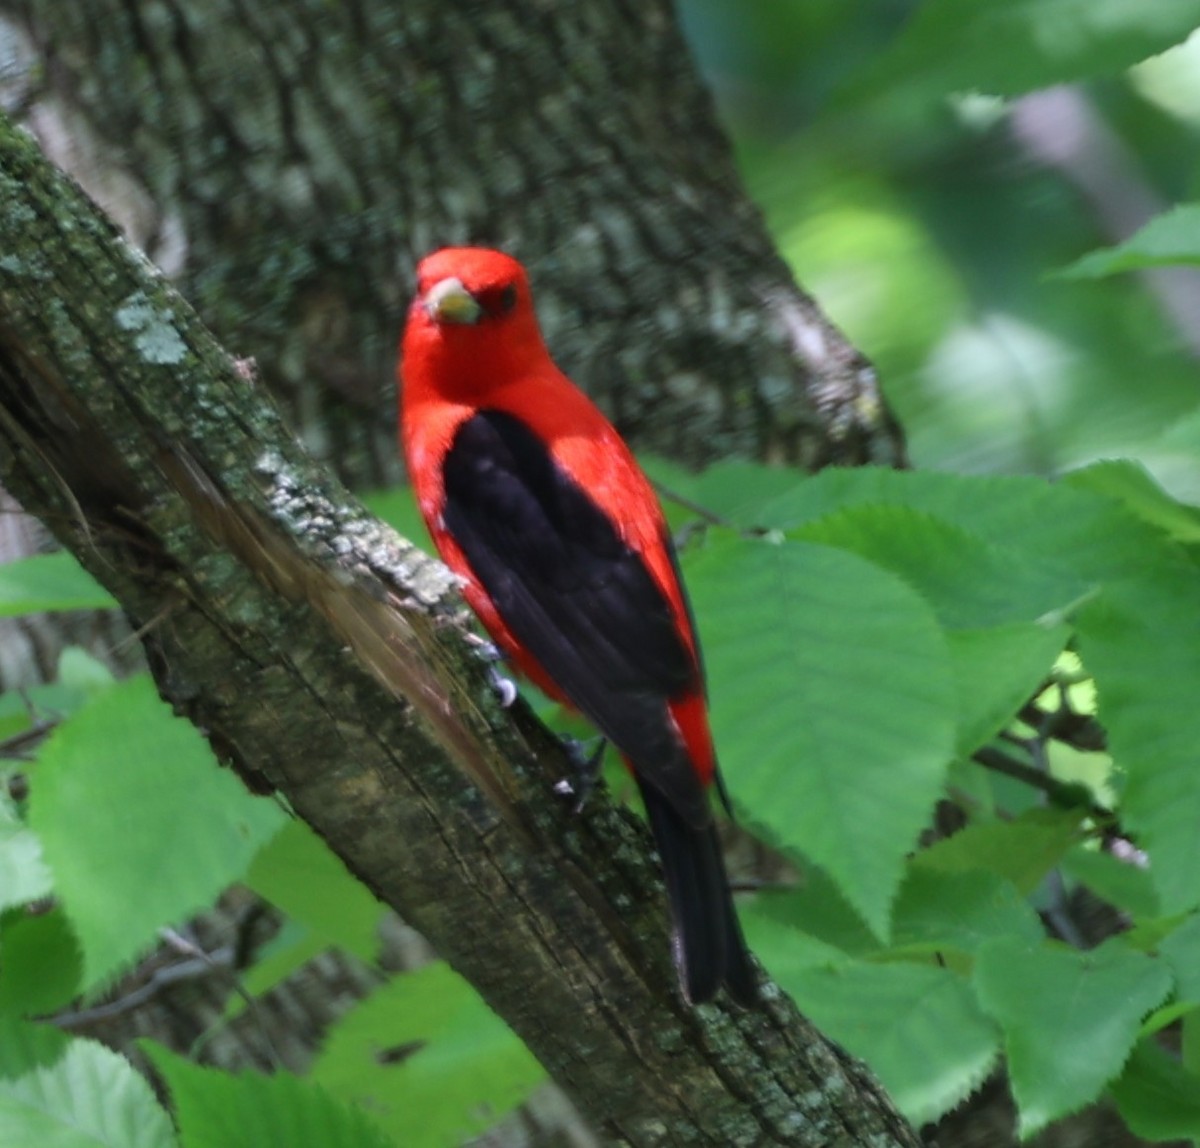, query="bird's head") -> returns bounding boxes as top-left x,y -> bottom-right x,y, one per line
413,247 -> 532,331
402,247 -> 551,398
